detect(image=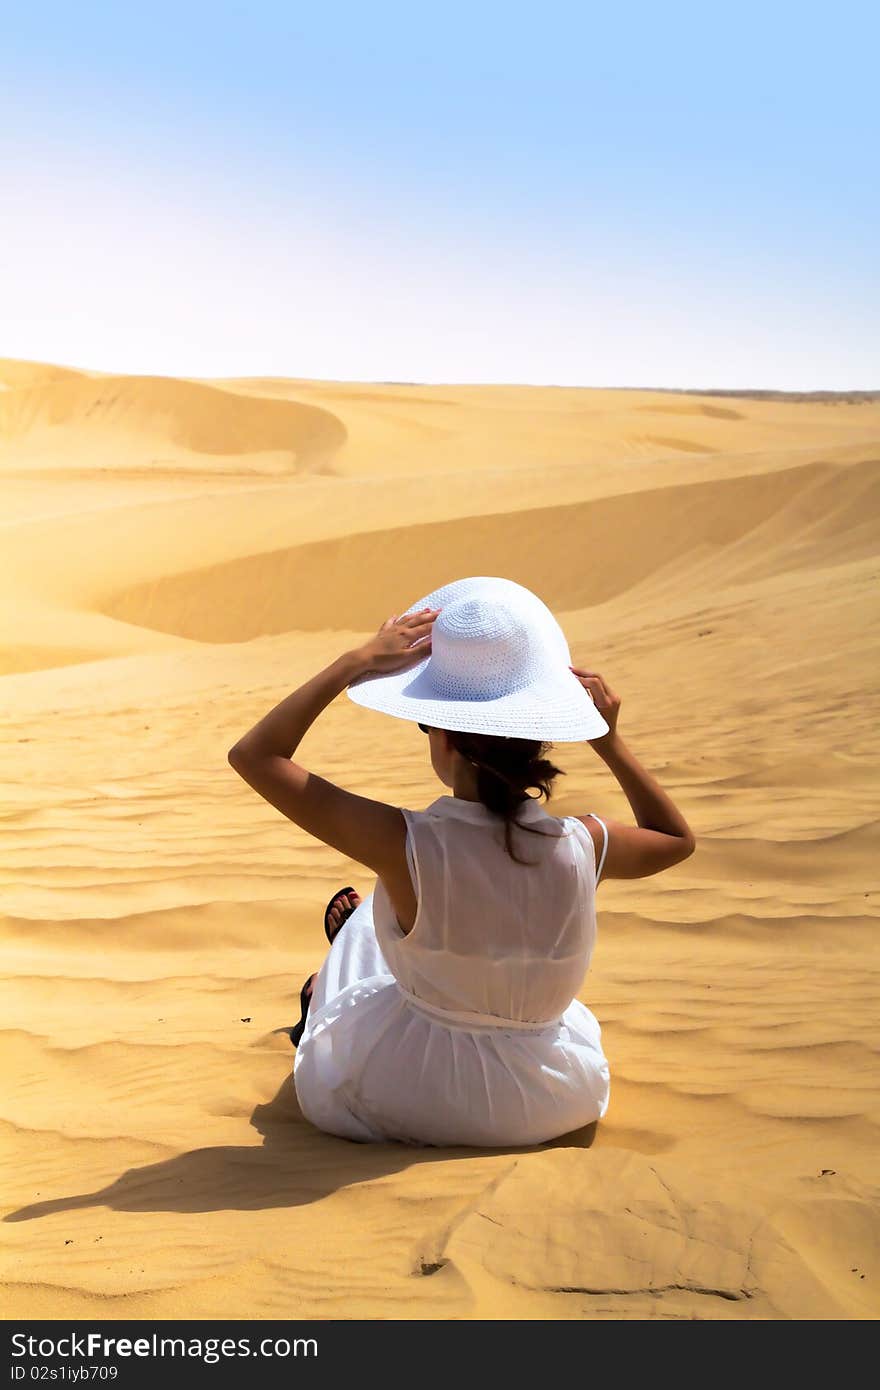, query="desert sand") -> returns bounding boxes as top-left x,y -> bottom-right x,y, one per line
1,357 -> 878,1320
